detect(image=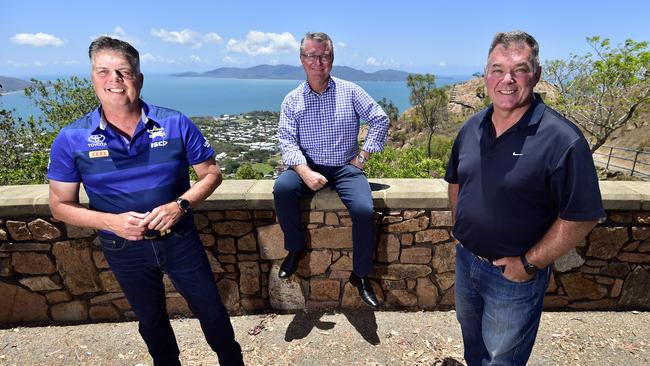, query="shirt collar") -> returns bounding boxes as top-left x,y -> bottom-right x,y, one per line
91,99 -> 152,132
302,77 -> 335,95
480,93 -> 546,130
